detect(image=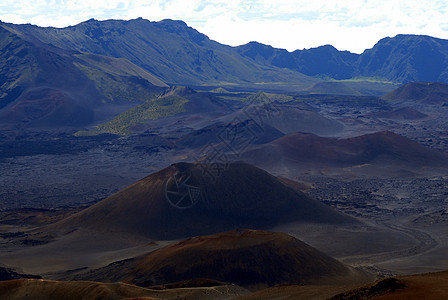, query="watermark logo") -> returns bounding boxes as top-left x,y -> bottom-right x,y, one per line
194,143 -> 230,182
165,170 -> 201,209
193,95 -> 282,182
164,93 -> 282,209
217,117 -> 258,156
